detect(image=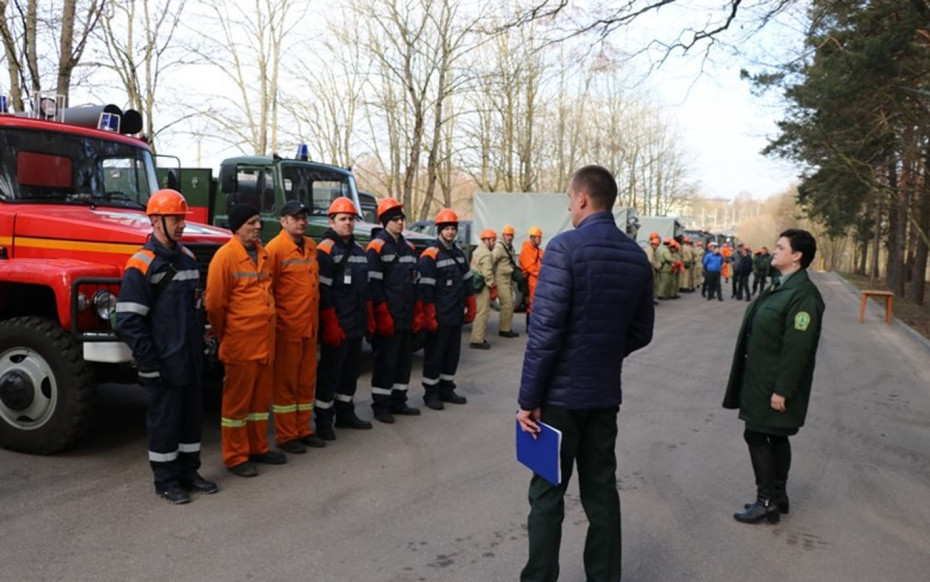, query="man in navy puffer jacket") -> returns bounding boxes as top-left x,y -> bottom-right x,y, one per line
516,165 -> 654,582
